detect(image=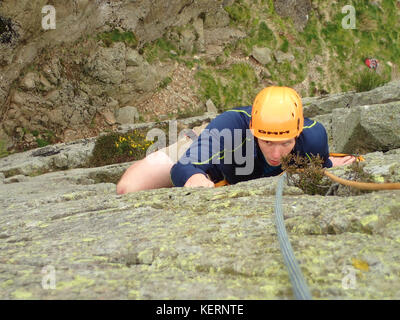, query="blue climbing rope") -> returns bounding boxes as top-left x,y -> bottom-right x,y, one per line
274,172 -> 312,300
